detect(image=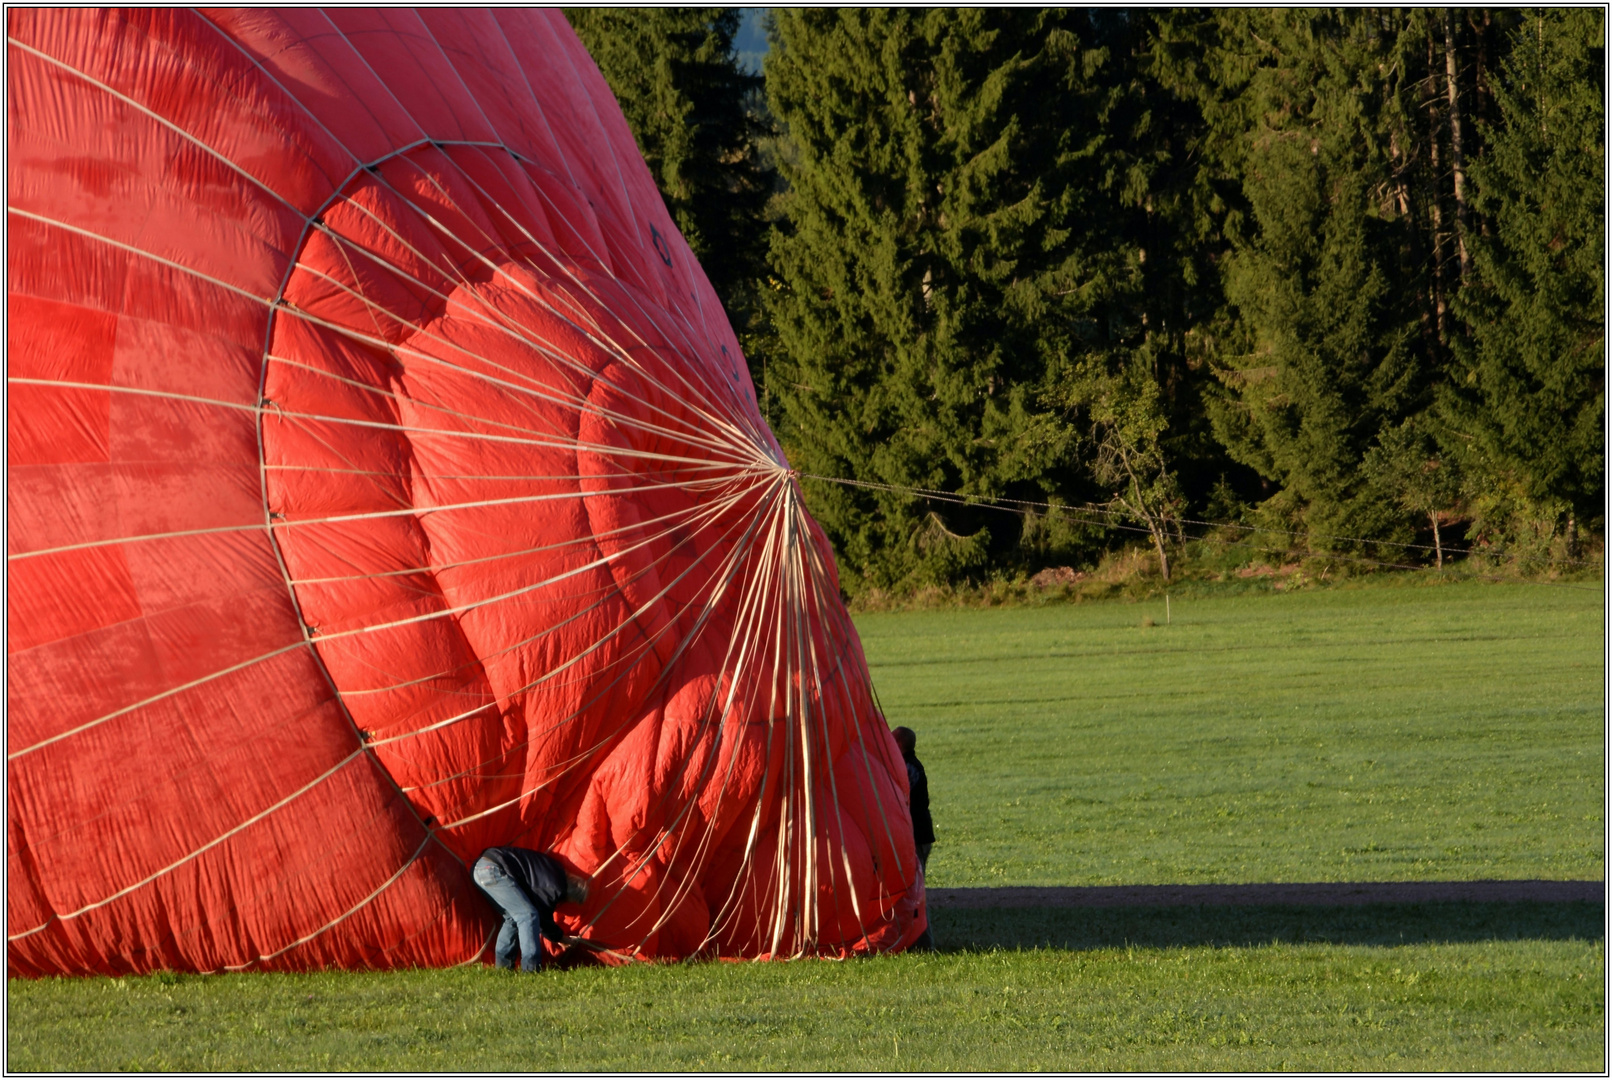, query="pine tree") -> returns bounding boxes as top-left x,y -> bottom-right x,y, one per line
565,8 -> 776,344
764,9 -> 1147,592
1448,8 -> 1605,544
1153,10 -> 1483,557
